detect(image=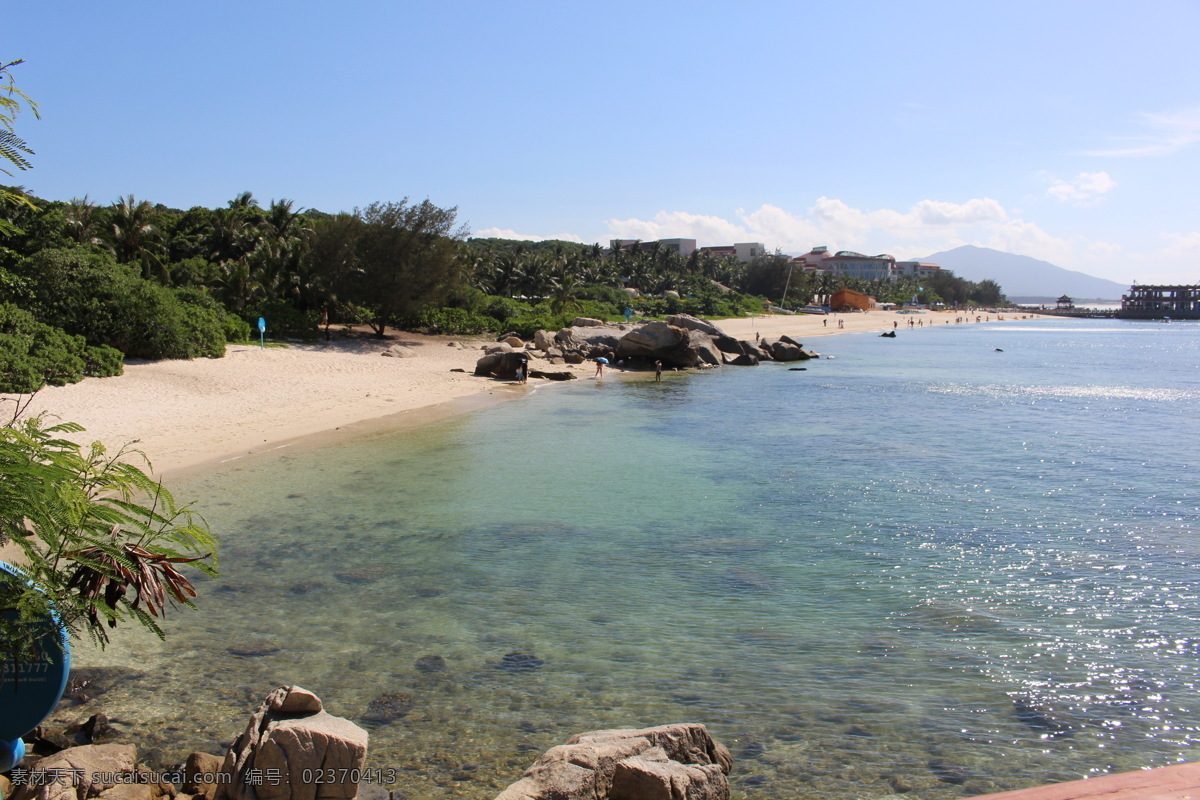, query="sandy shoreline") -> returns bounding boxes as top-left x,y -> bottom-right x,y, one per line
3,309 -> 1041,479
